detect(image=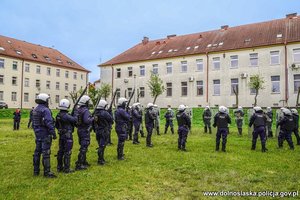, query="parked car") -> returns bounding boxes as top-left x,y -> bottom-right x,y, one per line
0,102 -> 8,109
